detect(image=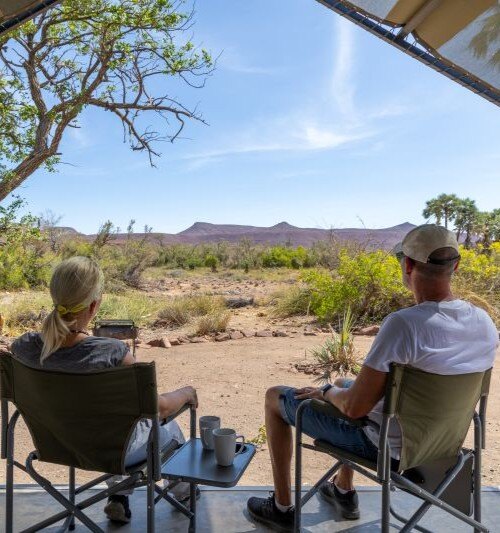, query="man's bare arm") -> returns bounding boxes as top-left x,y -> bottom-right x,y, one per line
323,365 -> 387,419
